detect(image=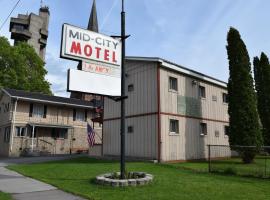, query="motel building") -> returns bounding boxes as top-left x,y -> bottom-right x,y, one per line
103,57 -> 230,162
0,88 -> 102,157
